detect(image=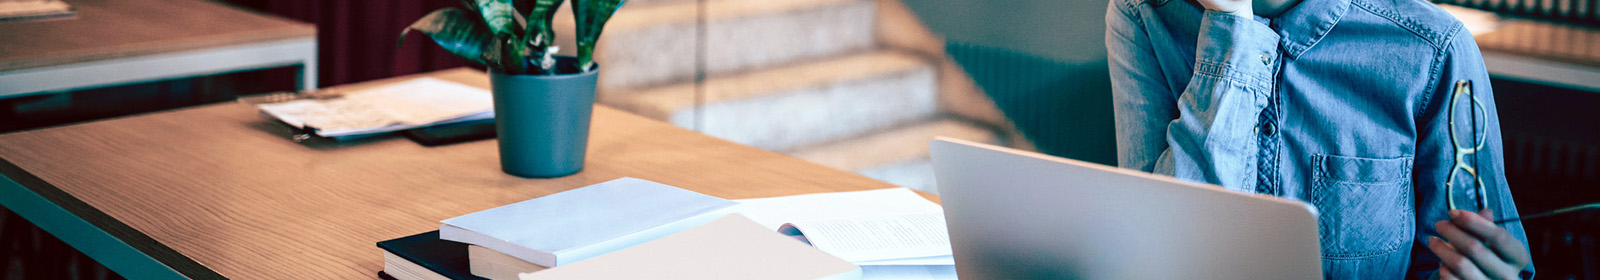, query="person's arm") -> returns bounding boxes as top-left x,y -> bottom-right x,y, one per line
1408,26 -> 1534,280
1106,0 -> 1277,191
